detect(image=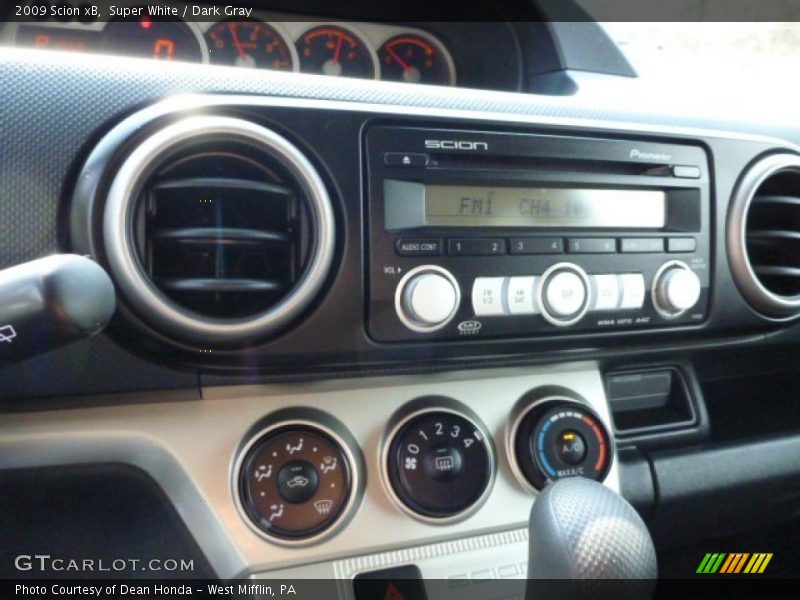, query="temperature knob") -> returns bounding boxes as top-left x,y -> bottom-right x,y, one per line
395,266 -> 461,332
512,398 -> 612,492
385,400 -> 494,521
652,261 -> 701,317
